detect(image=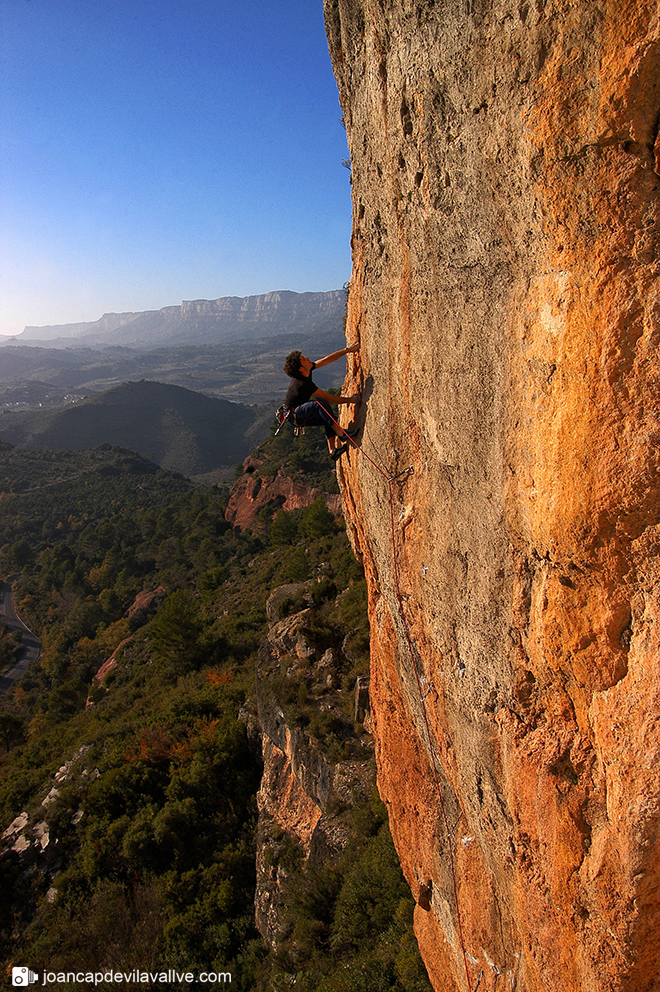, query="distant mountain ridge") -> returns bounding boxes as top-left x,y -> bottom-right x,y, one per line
15,289 -> 346,350
0,380 -> 271,478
